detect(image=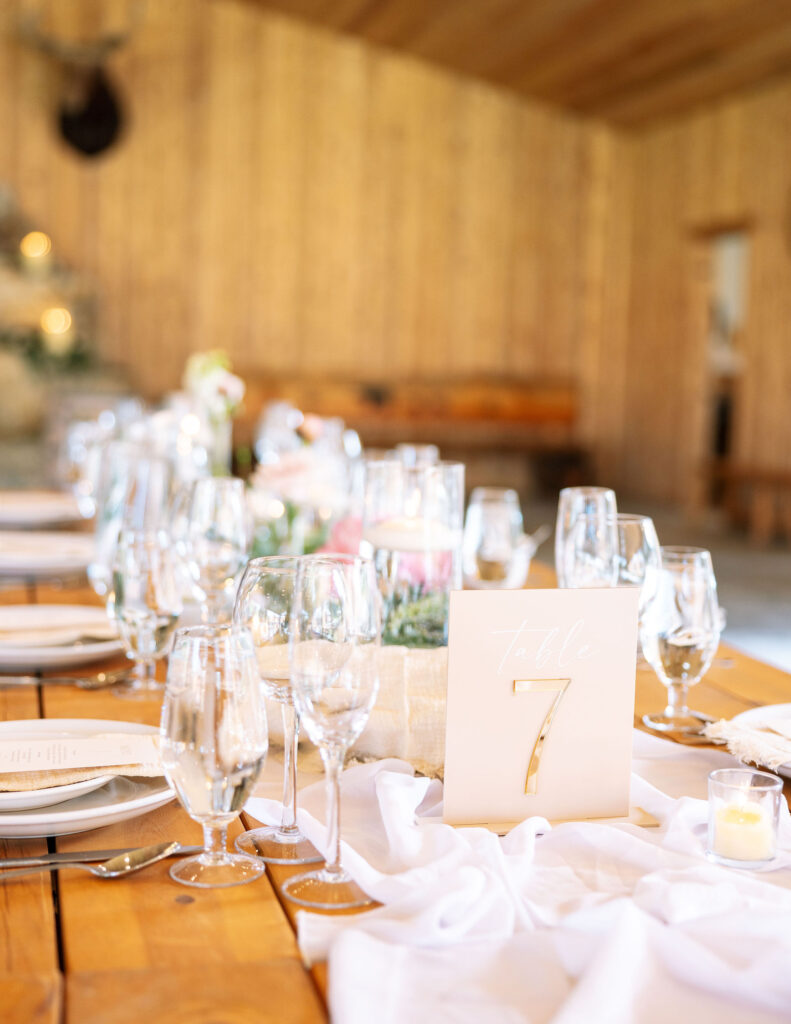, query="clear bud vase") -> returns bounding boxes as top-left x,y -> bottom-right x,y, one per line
209,416 -> 233,476
361,459 -> 464,647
